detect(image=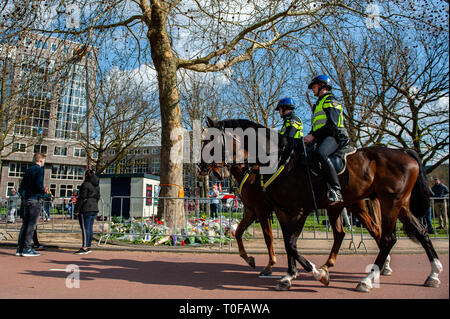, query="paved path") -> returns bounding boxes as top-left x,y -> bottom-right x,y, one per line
0,247 -> 448,300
